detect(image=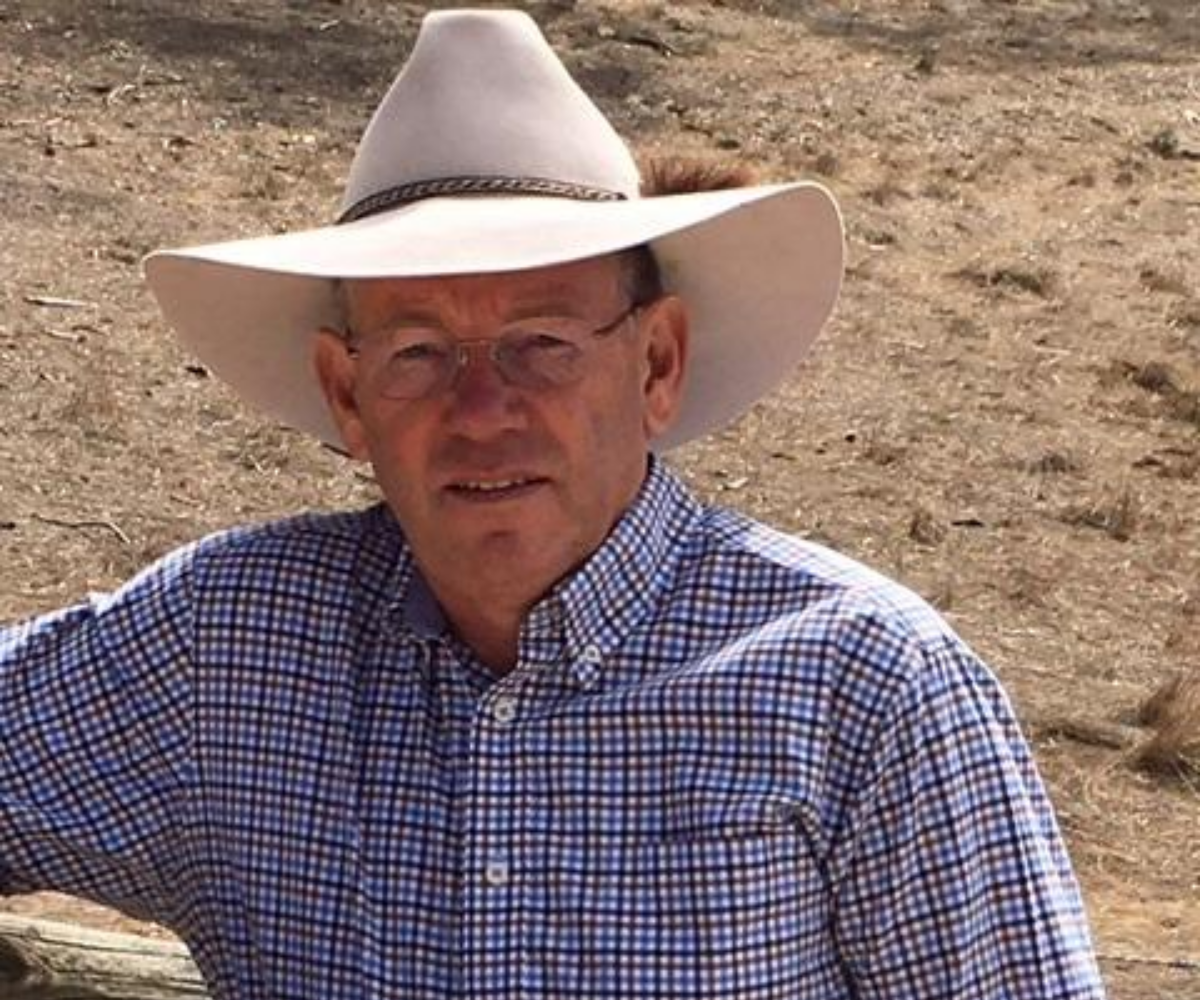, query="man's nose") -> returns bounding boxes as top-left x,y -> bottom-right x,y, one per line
449,341 -> 504,385
444,342 -> 524,428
